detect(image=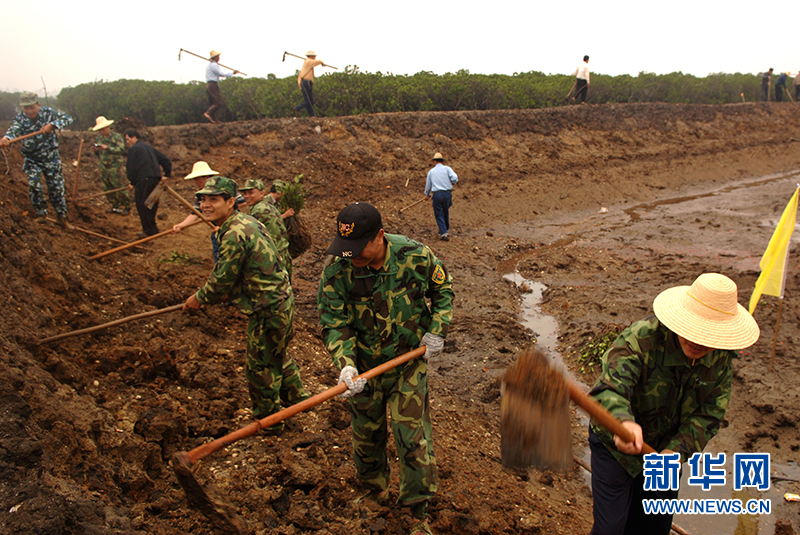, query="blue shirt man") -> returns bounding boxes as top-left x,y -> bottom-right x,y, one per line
424,152 -> 458,241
